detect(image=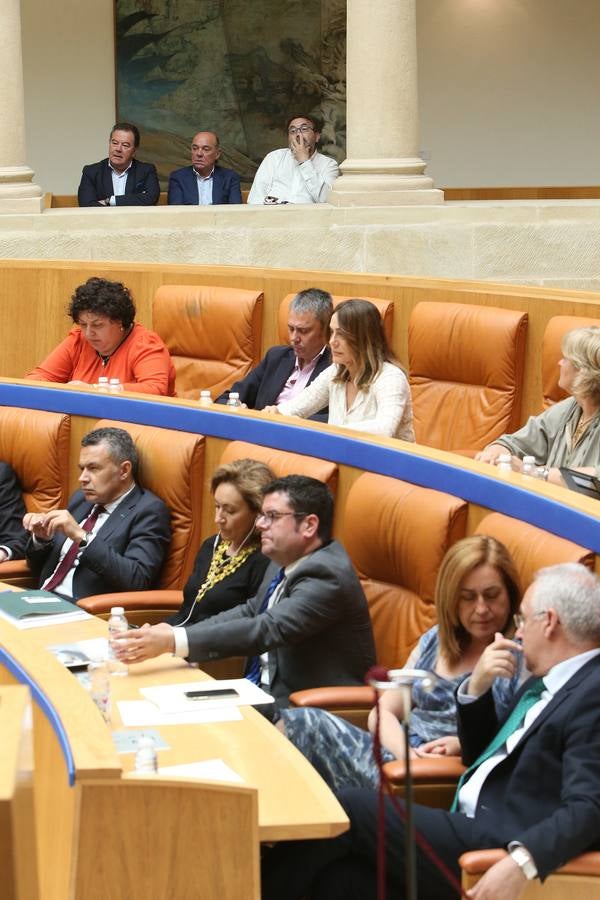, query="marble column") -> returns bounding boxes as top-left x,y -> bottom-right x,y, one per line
0,0 -> 43,213
328,0 -> 443,206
